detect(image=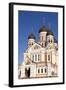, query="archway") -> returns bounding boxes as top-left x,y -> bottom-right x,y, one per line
25,68 -> 30,78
